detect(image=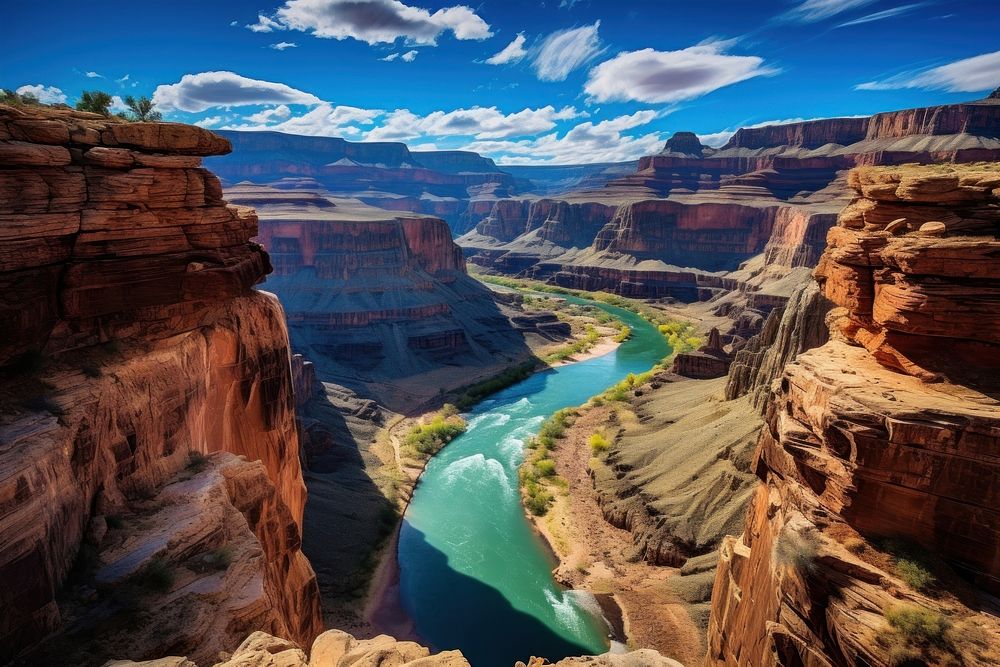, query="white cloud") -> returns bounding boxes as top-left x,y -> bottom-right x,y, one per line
463,112 -> 664,165
836,3 -> 927,27
856,50 -> 1000,93
532,22 -> 604,81
222,102 -> 382,136
247,13 -> 286,32
116,74 -> 130,84
245,104 -> 293,123
781,0 -> 877,22
195,115 -> 224,128
230,20 -> 239,27
152,71 -> 323,112
381,52 -> 400,61
251,0 -> 492,45
15,84 -> 67,104
584,42 -> 776,103
366,105 -> 586,141
270,41 -> 298,50
485,33 -> 527,65
401,49 -> 418,62
85,71 -> 103,78
110,95 -> 129,114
